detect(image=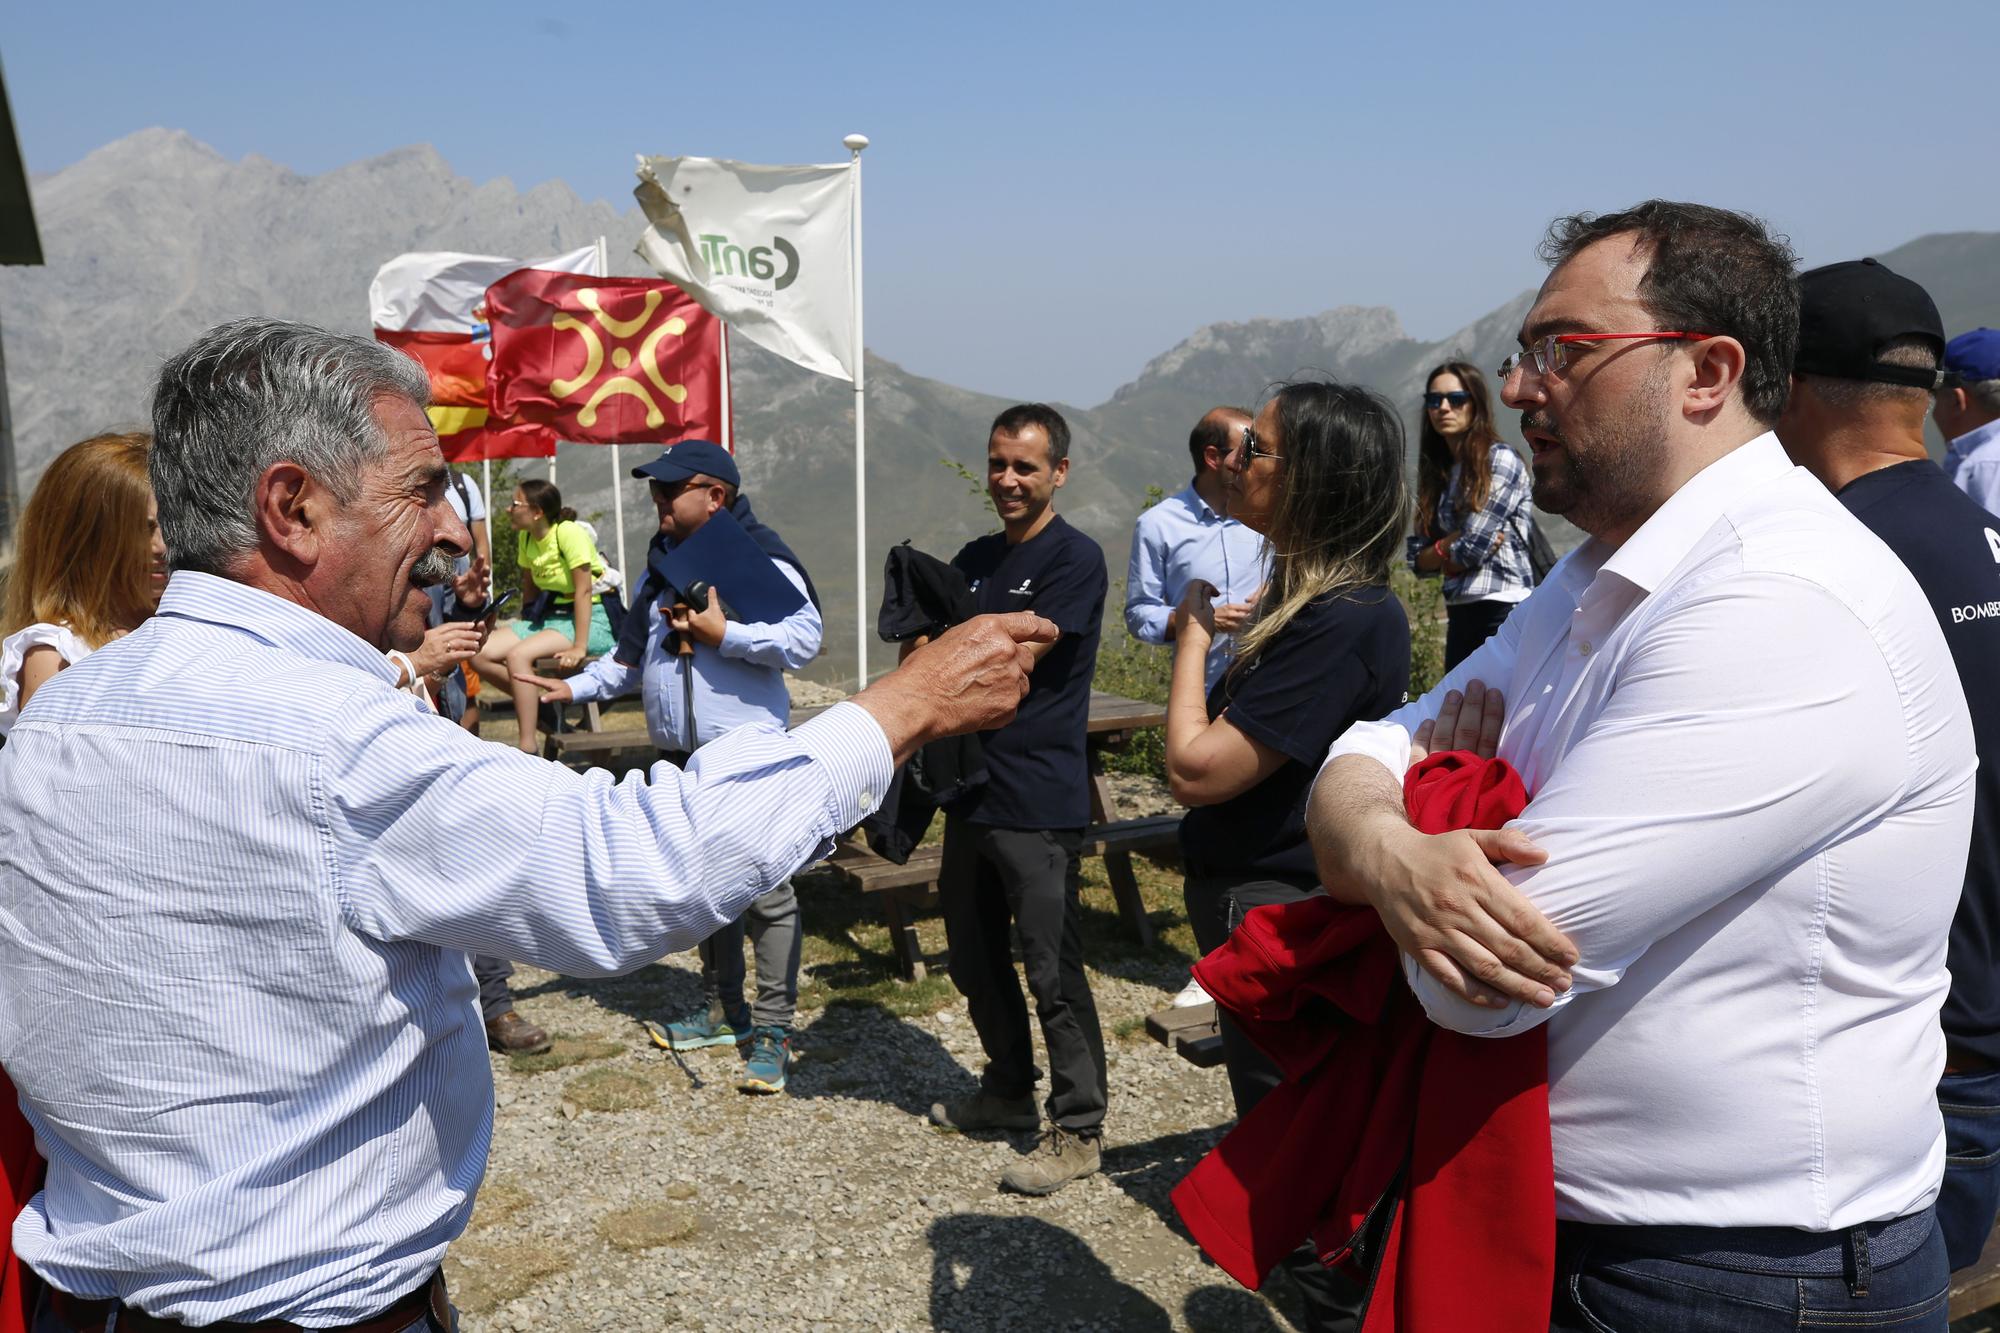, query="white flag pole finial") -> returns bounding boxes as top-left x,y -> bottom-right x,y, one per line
846,133 -> 868,689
